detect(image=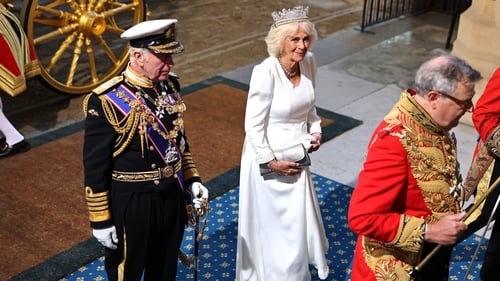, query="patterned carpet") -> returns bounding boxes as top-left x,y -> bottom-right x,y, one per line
61,174 -> 488,281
